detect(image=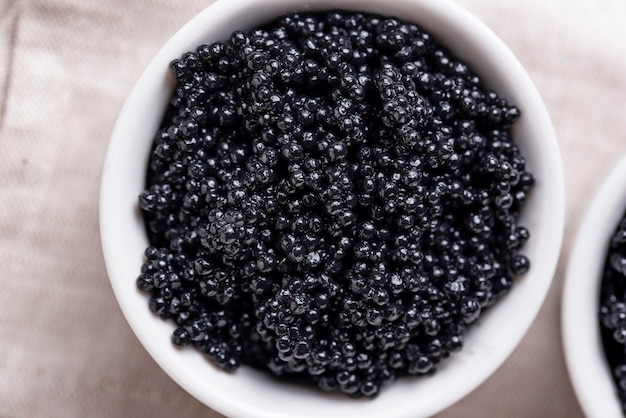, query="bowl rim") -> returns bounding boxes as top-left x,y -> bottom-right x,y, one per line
100,0 -> 565,417
561,155 -> 626,418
